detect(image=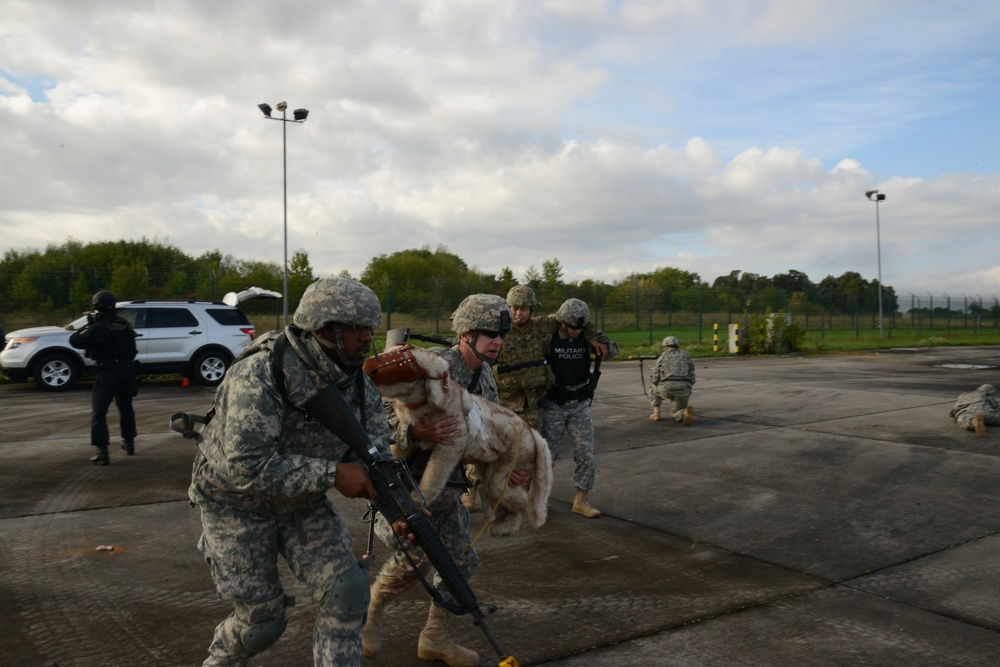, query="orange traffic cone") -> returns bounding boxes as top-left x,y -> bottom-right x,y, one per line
181,377 -> 190,388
